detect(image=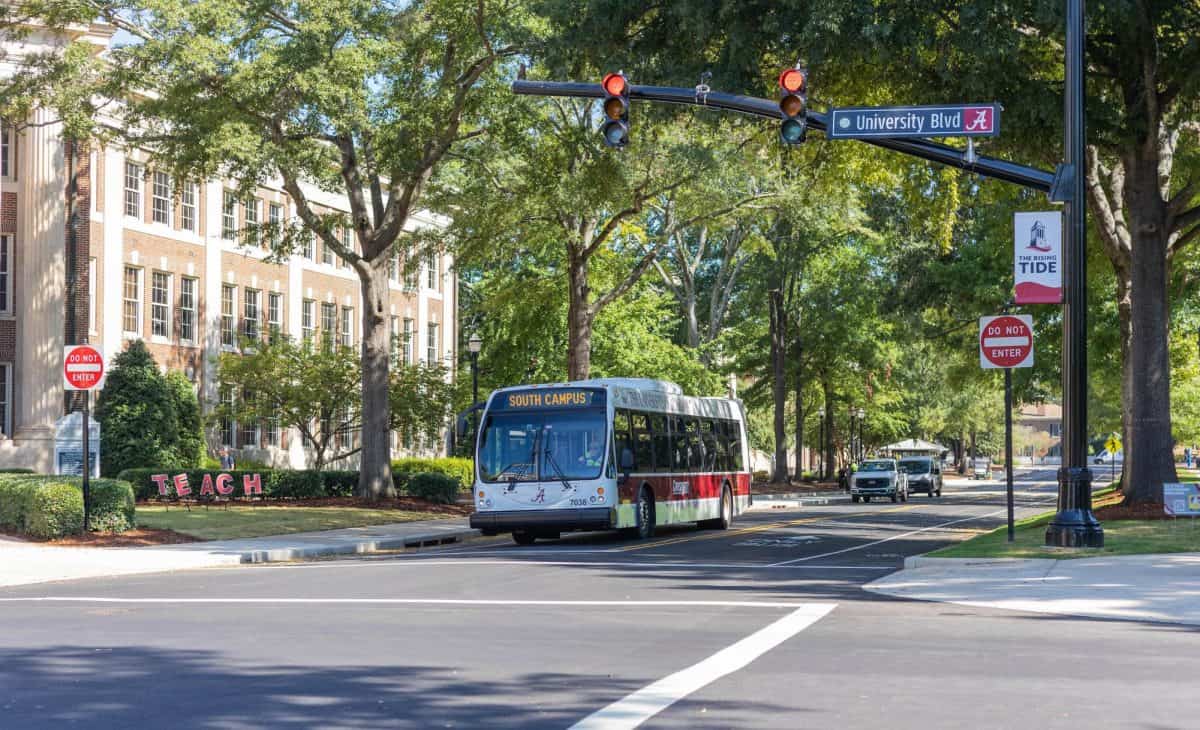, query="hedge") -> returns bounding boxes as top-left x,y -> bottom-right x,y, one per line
115,468 -> 452,501
0,474 -> 136,539
0,468 -> 35,474
391,457 -> 473,489
406,473 -> 460,504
